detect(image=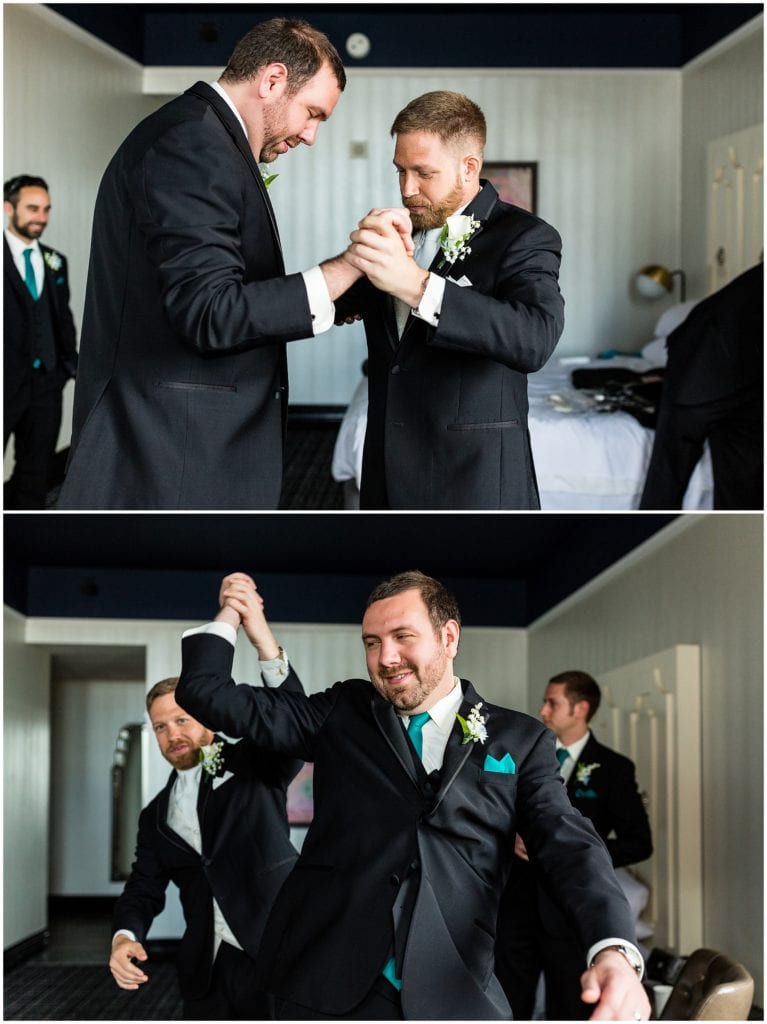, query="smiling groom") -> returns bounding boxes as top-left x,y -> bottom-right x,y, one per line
338,91 -> 565,510
176,570 -> 650,1021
